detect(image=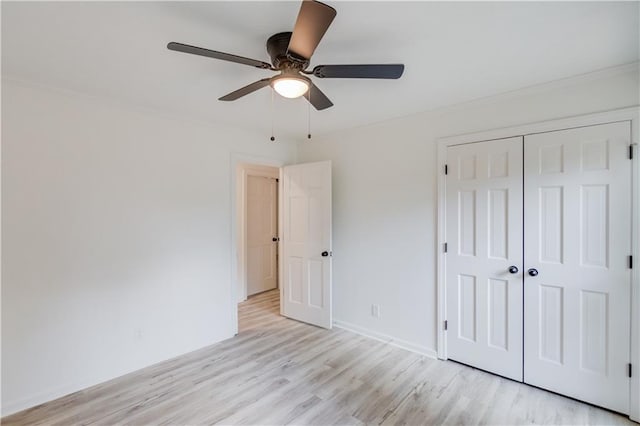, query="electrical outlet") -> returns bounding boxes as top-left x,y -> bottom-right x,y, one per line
371,304 -> 380,318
